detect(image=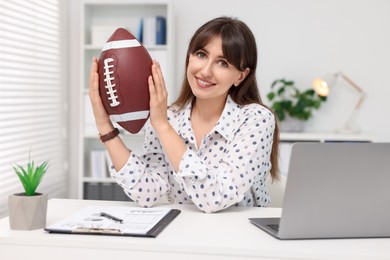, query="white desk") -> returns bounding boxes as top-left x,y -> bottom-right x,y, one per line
0,199 -> 389,260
